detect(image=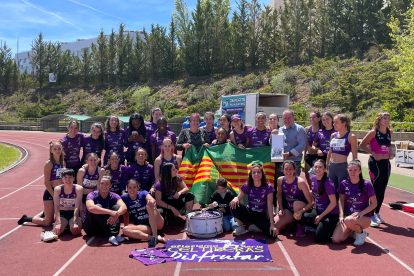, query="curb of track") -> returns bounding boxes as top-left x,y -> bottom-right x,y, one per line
0,141 -> 29,175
